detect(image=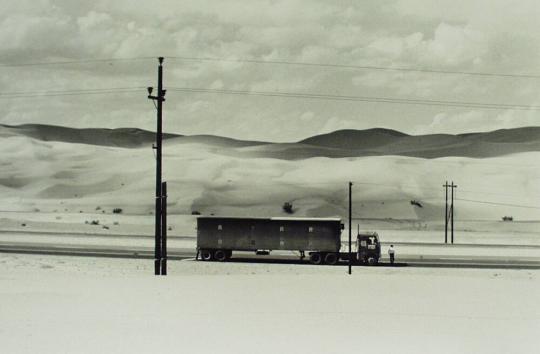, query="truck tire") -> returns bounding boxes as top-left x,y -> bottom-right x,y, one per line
367,257 -> 378,265
201,249 -> 213,261
324,252 -> 338,265
309,252 -> 323,265
214,249 -> 228,262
